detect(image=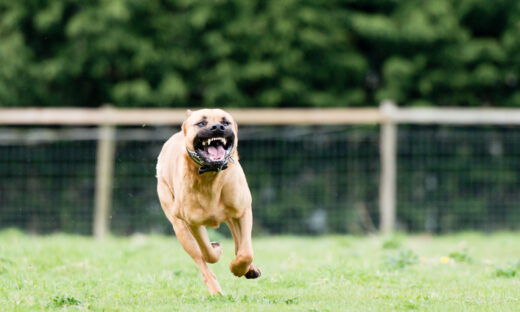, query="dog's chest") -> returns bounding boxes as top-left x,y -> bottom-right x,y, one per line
179,194 -> 236,228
